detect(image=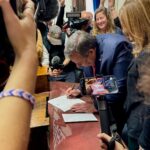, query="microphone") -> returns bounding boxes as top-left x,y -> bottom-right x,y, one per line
51,56 -> 61,65
34,0 -> 59,21
50,56 -> 64,70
